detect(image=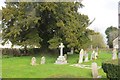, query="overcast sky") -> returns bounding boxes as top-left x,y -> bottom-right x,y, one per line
0,0 -> 119,43
79,0 -> 119,41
